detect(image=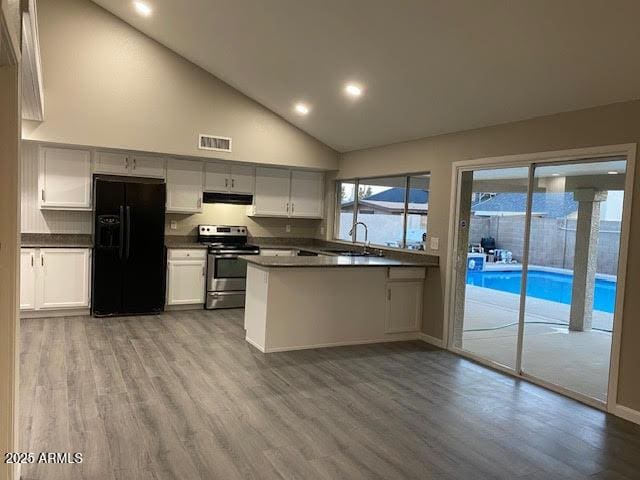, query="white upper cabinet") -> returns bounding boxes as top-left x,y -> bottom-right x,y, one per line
251,167 -> 324,218
129,154 -> 166,179
290,170 -> 324,218
39,146 -> 92,210
204,162 -> 255,194
166,159 -> 203,213
230,164 -> 255,194
204,162 -> 229,192
95,151 -> 166,179
94,151 -> 129,175
20,249 -> 37,310
252,167 -> 291,217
